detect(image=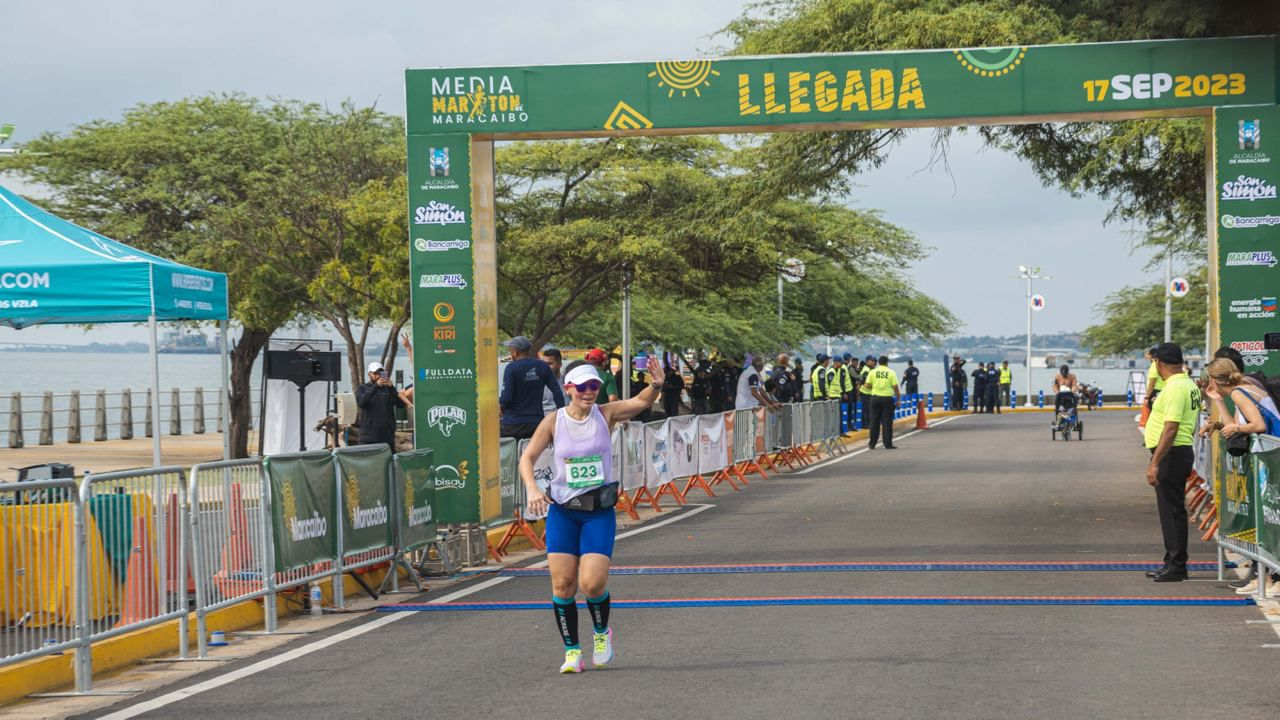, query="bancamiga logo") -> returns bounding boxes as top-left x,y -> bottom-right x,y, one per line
419,273 -> 468,289
1225,251 -> 1278,267
414,238 -> 471,252
1221,214 -> 1280,229
413,201 -> 466,226
1221,175 -> 1277,202
428,405 -> 467,437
